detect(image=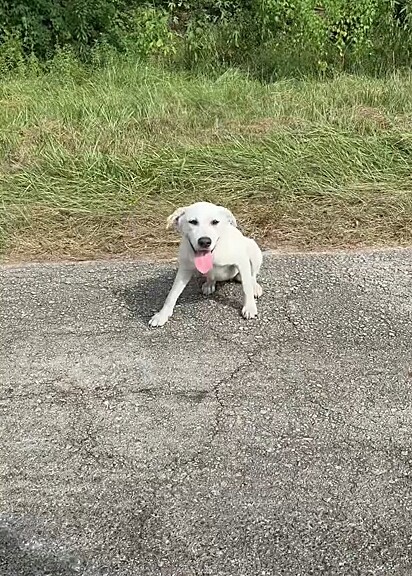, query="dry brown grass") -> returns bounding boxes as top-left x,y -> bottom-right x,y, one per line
3,194 -> 412,264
